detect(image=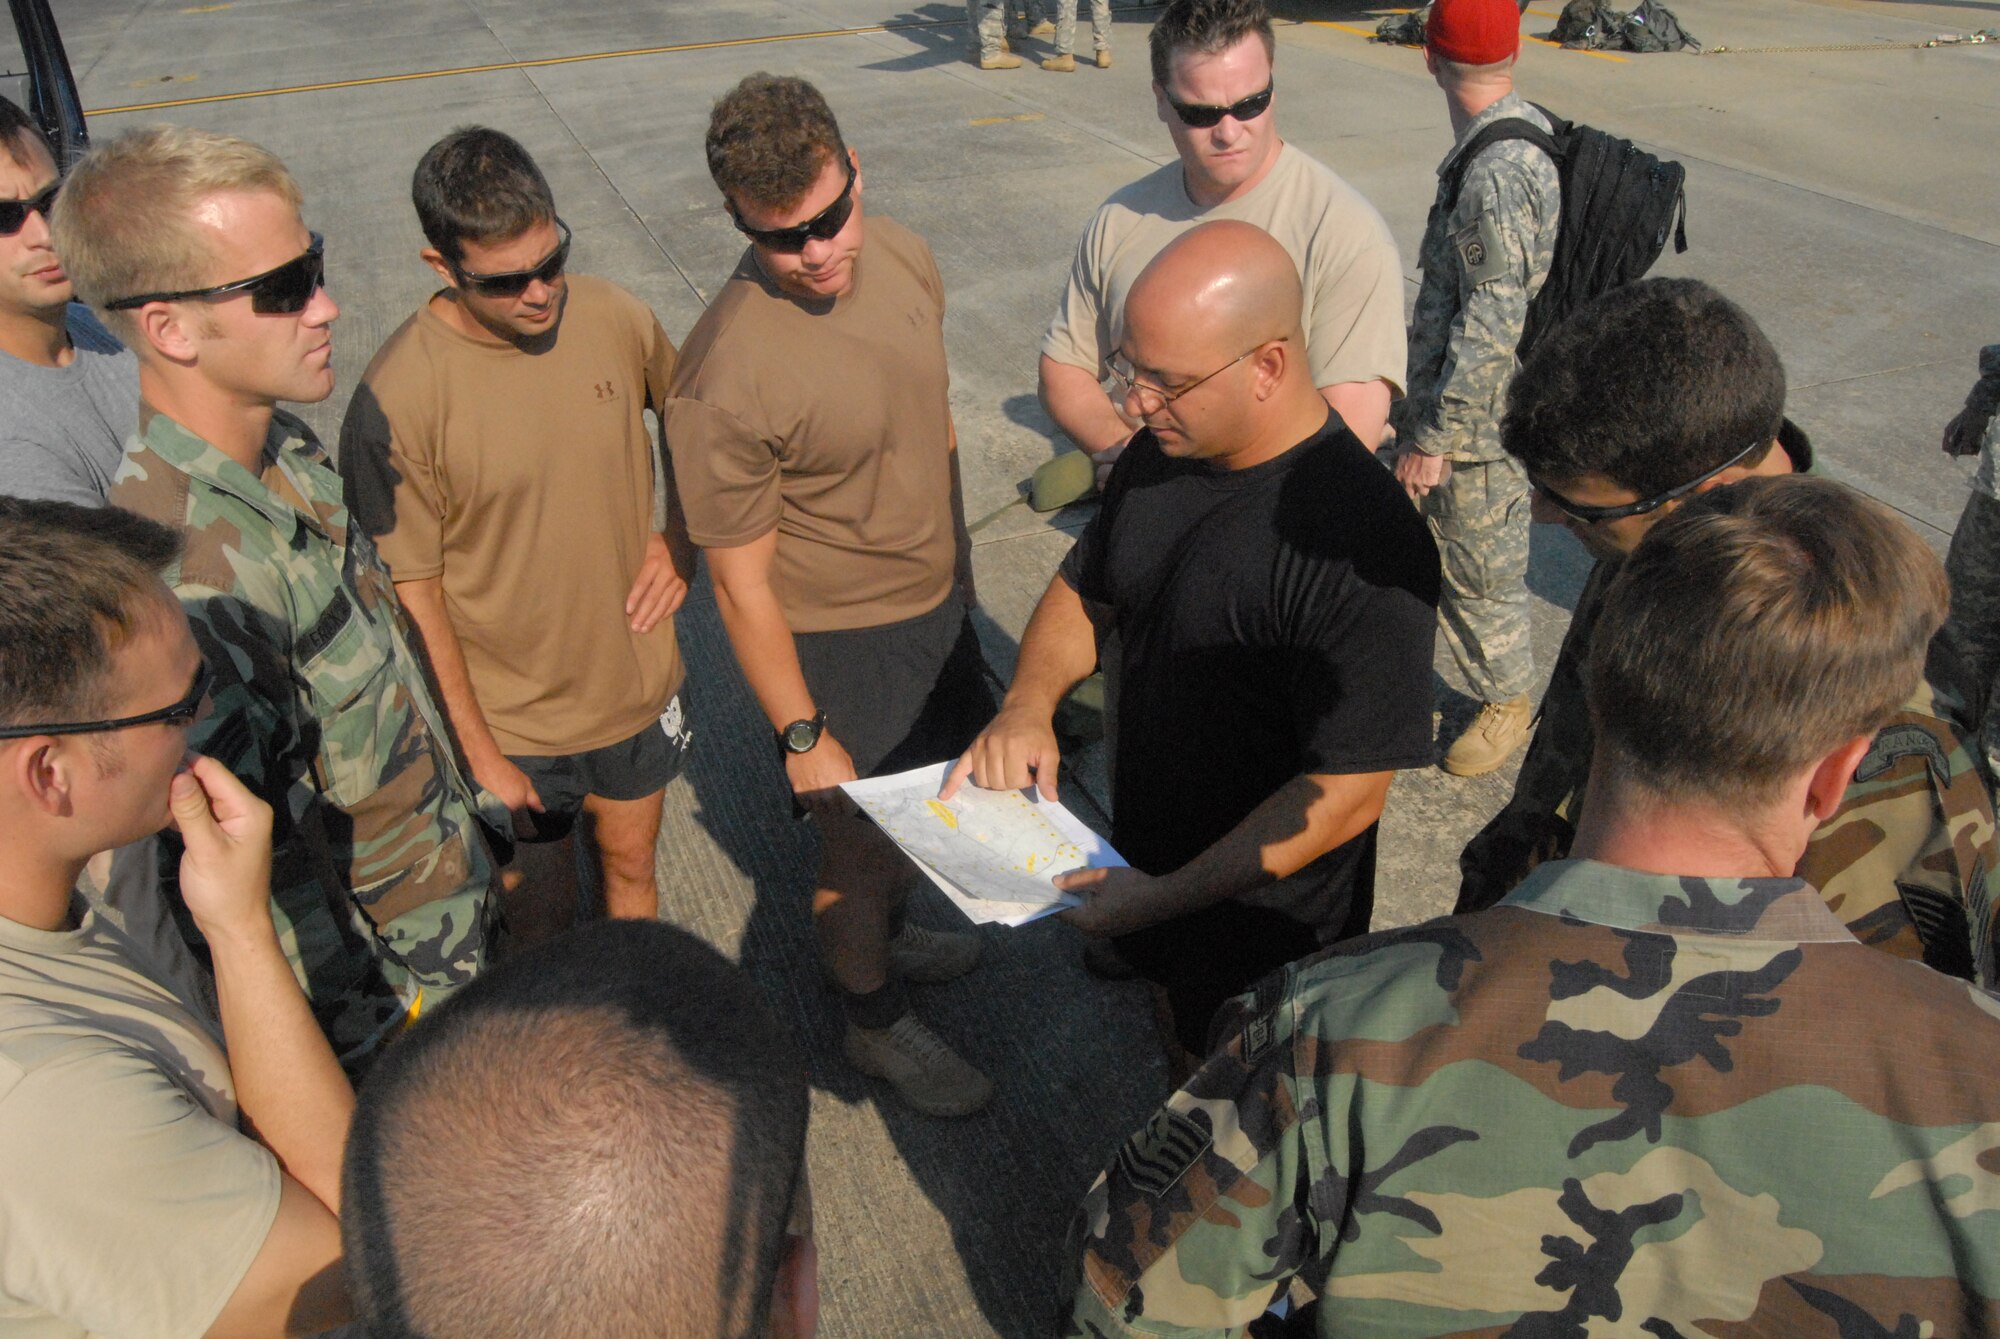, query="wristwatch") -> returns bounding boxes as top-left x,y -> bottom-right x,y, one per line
776,710 -> 827,756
